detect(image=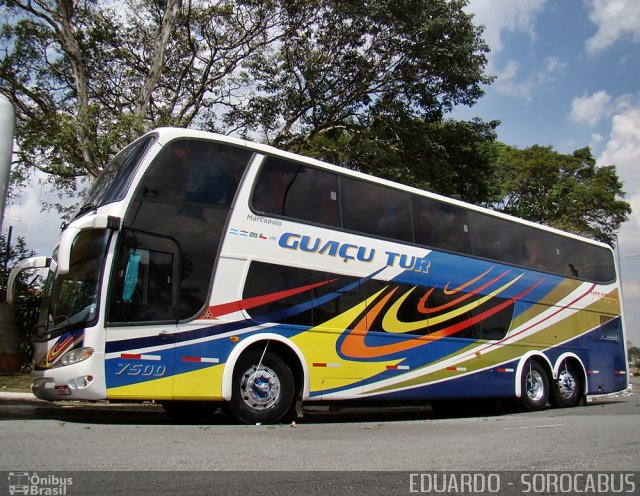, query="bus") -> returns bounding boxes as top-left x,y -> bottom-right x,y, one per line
7,127 -> 629,424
